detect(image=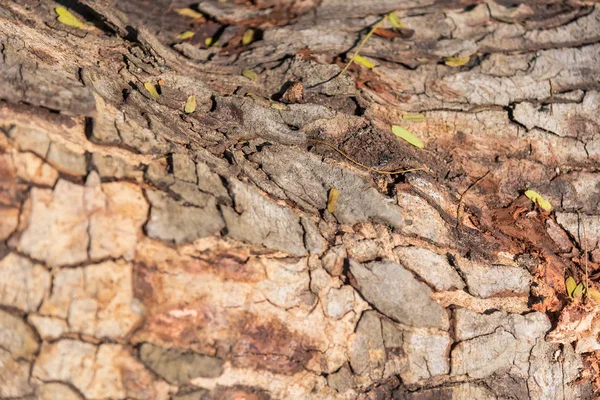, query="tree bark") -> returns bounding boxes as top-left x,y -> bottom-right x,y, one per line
1,0 -> 599,398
